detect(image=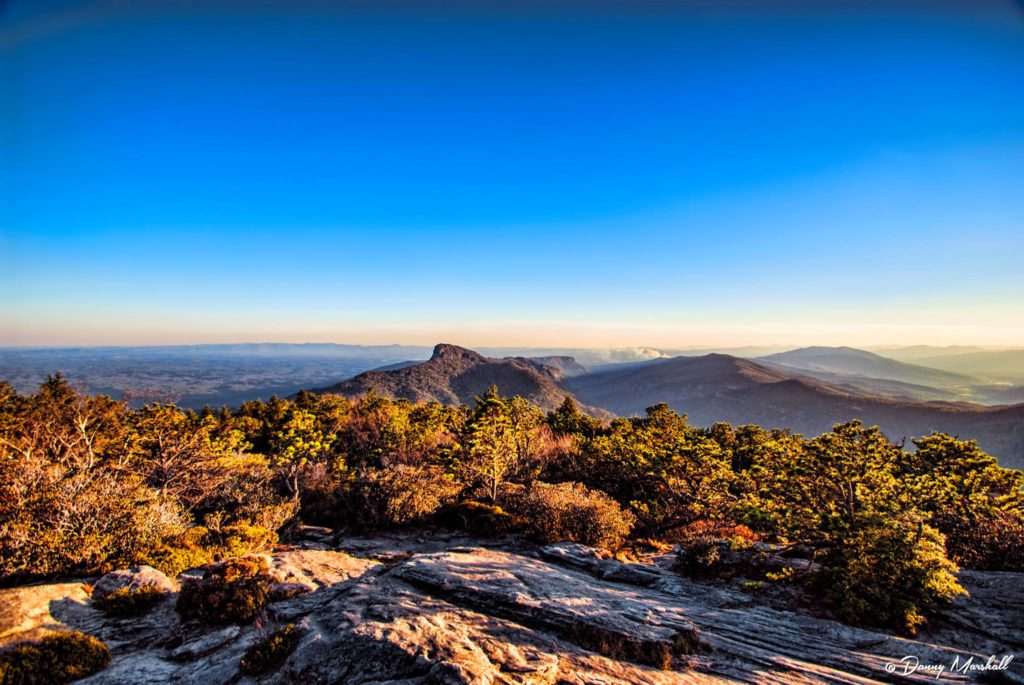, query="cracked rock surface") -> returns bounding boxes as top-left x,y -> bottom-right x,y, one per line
0,537 -> 1019,684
